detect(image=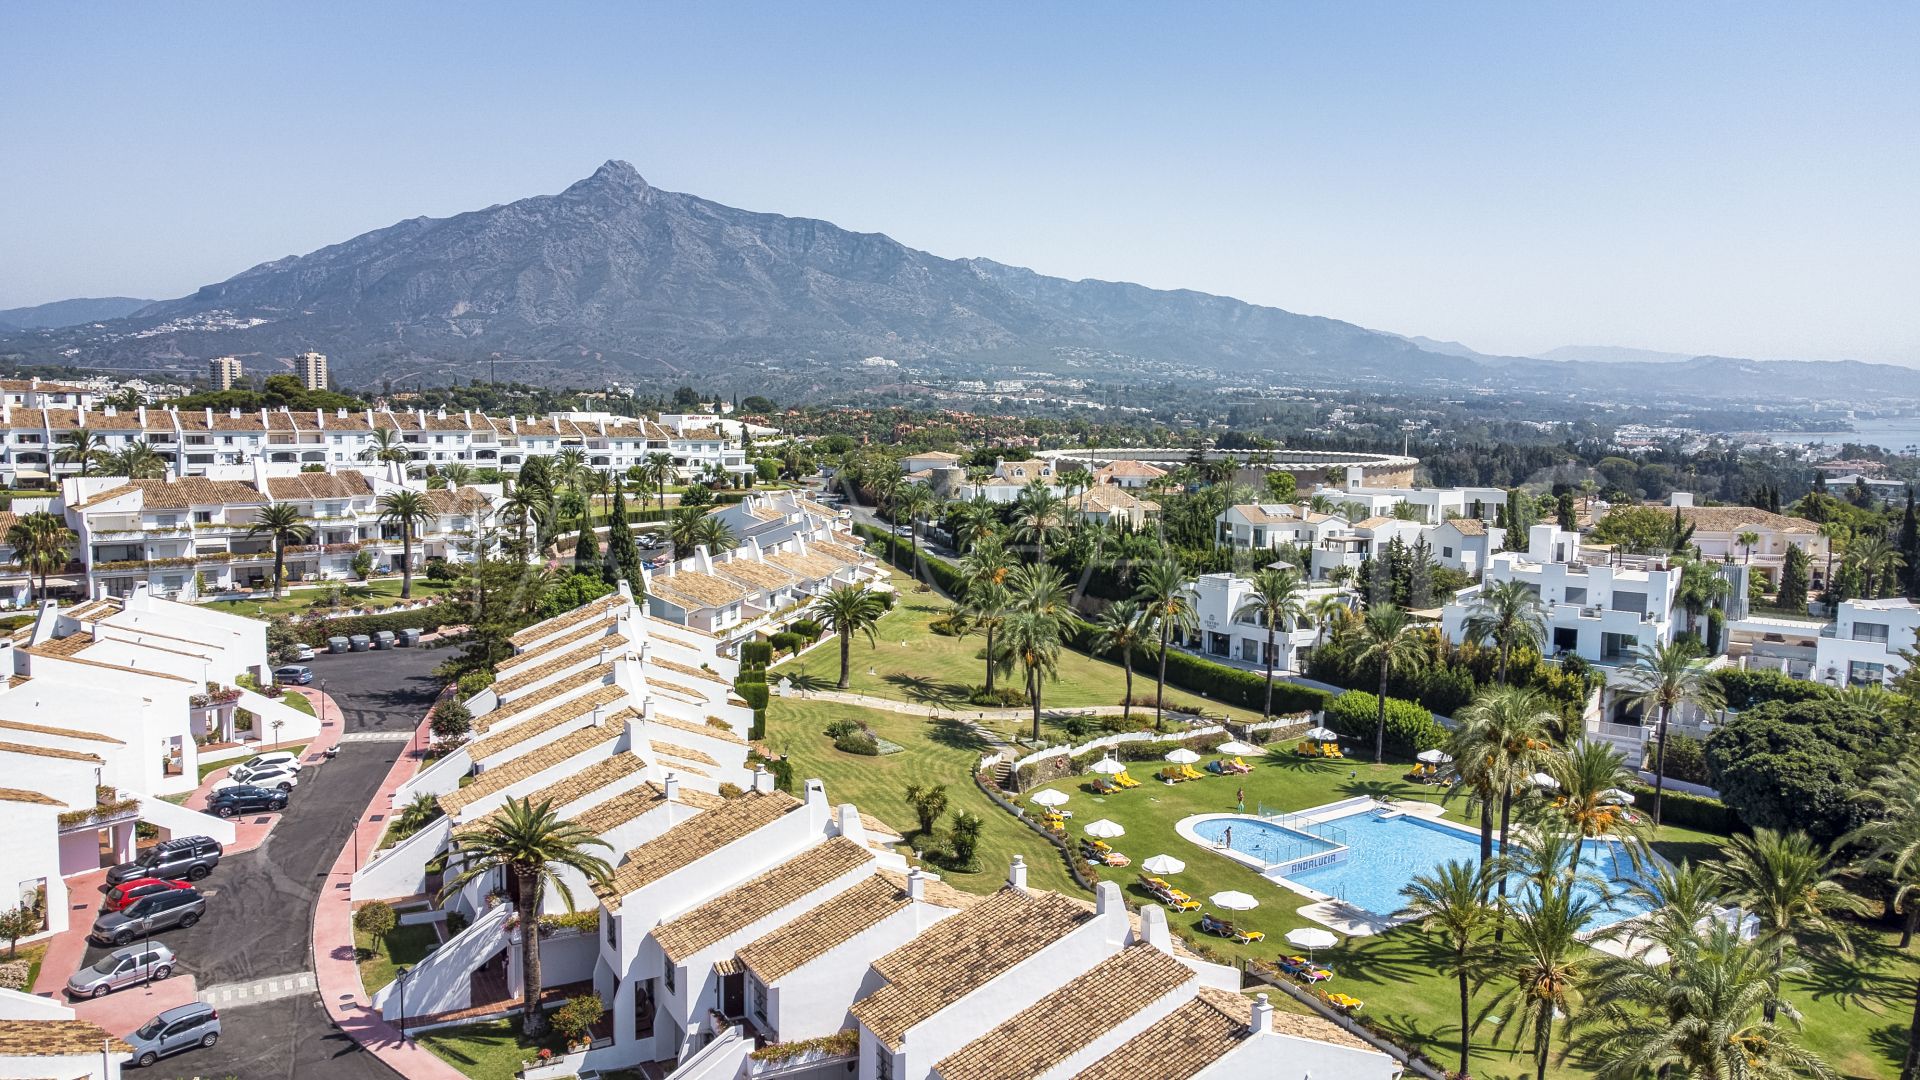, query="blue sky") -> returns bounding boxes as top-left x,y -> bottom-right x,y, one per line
2,3 -> 1915,363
